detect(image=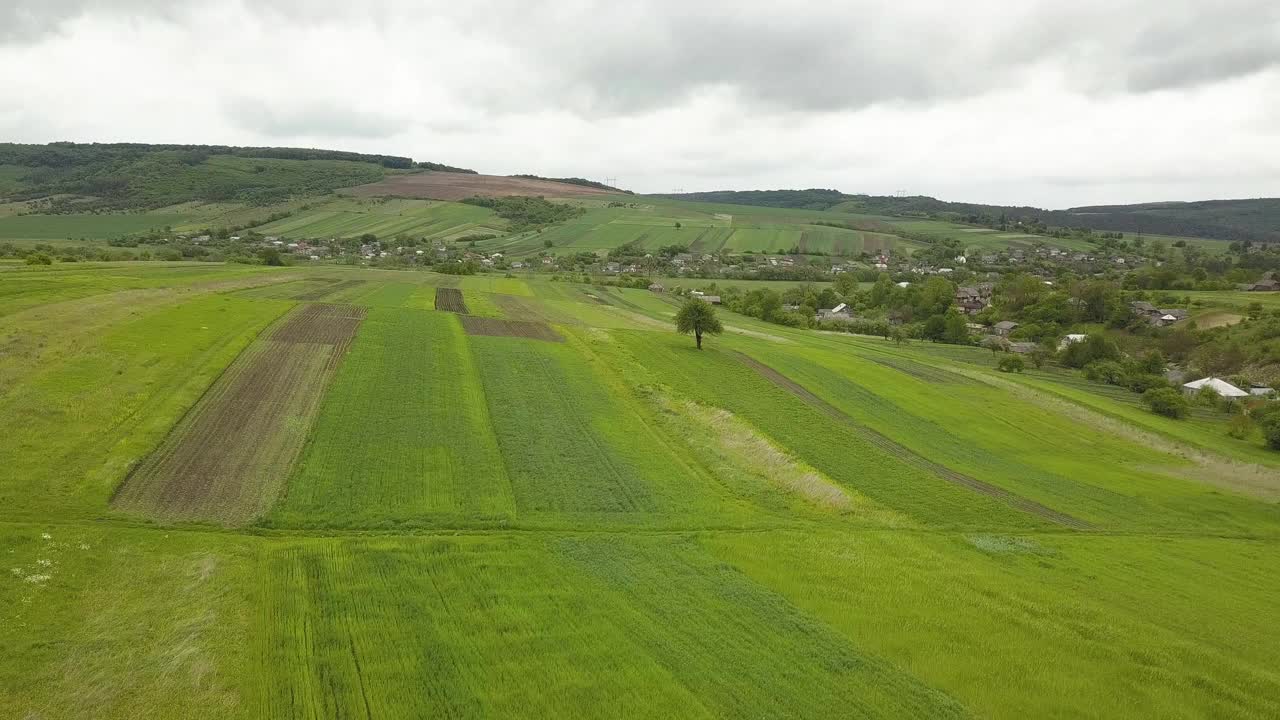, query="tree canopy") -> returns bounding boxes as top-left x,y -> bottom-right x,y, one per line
675,298 -> 724,350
